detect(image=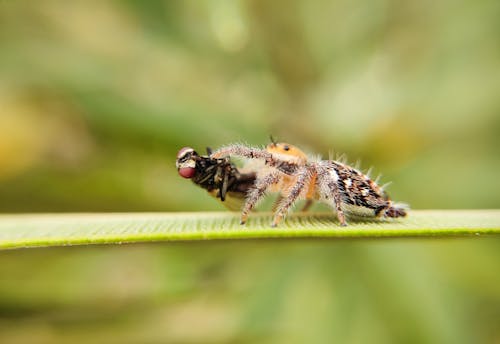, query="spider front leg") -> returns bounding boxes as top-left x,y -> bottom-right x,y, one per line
240,171 -> 281,225
211,144 -> 272,160
211,144 -> 300,175
272,167 -> 312,227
